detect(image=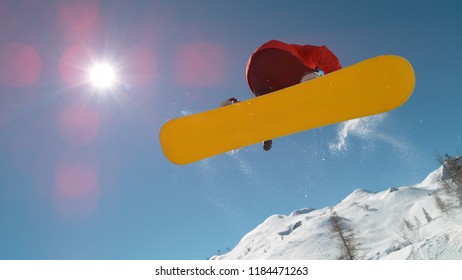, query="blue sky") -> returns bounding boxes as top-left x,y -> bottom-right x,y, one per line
0,0 -> 461,259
